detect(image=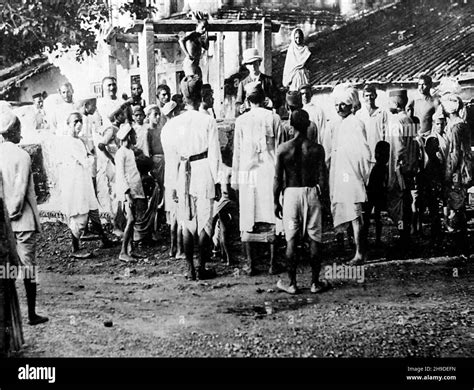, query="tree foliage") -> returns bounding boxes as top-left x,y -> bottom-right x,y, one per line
0,0 -> 155,66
